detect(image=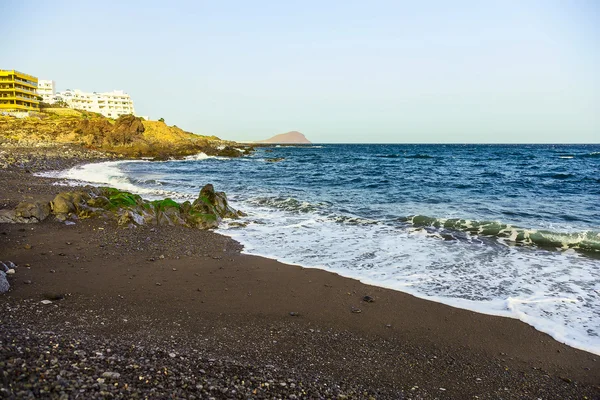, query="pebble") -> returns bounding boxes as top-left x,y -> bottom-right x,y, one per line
41,300 -> 53,305
102,371 -> 121,379
6,269 -> 15,275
